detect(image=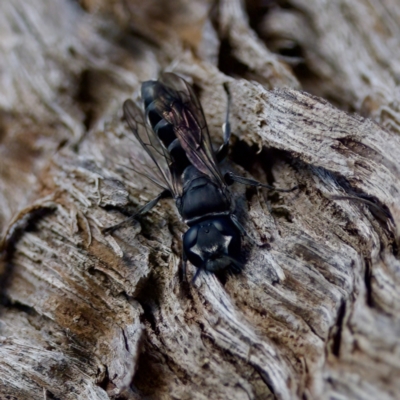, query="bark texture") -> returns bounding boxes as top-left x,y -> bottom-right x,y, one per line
1,1 -> 400,399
